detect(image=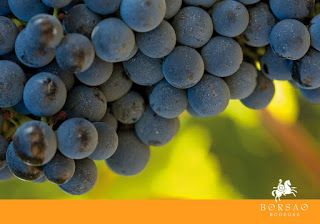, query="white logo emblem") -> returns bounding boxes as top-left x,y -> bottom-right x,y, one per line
272,179 -> 297,202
